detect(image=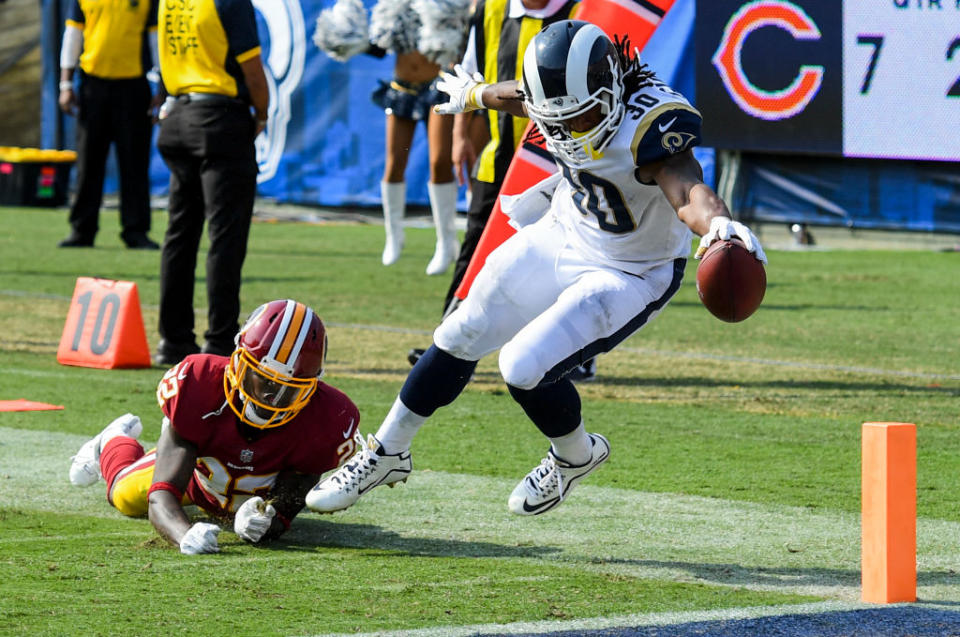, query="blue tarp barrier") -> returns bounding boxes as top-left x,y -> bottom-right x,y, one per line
731,154 -> 960,233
